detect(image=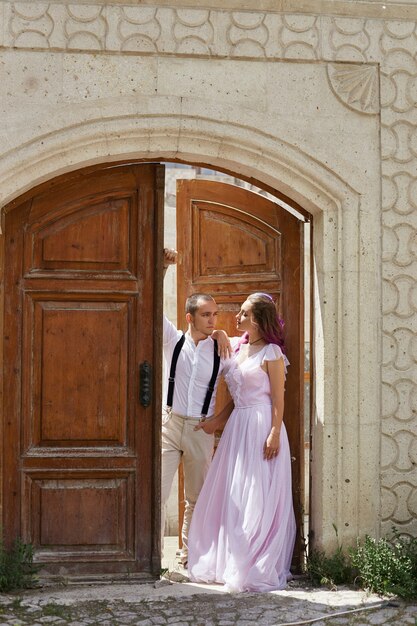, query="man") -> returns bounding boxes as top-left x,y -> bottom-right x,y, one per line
162,248 -> 230,567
